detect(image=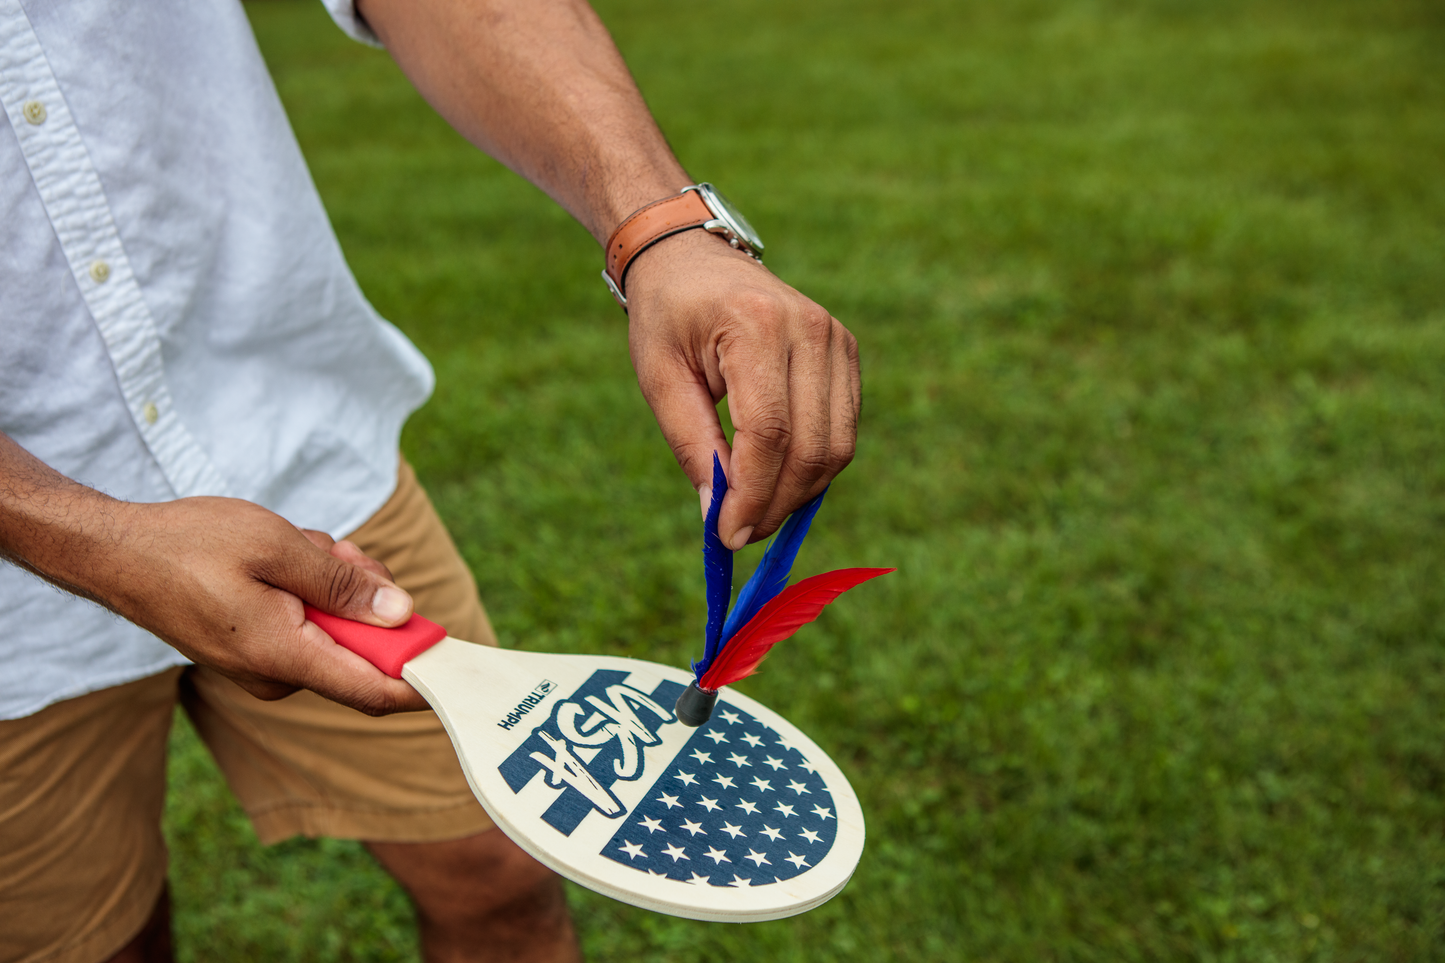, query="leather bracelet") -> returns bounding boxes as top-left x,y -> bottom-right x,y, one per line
601,190 -> 714,308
